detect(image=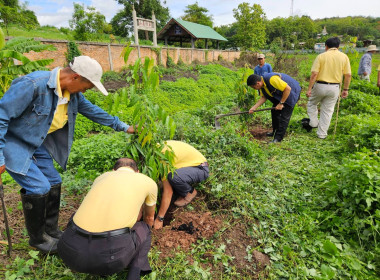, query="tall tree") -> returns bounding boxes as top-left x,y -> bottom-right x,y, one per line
233,2 -> 266,50
0,0 -> 39,35
111,0 -> 169,38
181,2 -> 213,27
69,3 -> 108,41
